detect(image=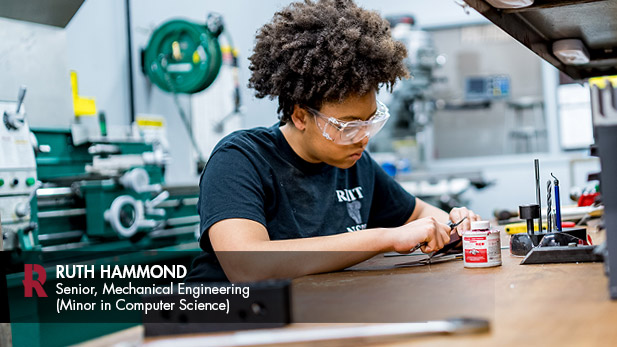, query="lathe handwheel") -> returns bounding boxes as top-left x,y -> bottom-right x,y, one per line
105,195 -> 144,238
